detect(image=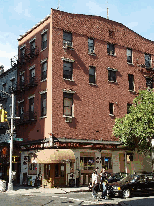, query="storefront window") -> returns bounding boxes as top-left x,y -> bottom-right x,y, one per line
80,157 -> 95,170
102,156 -> 112,170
